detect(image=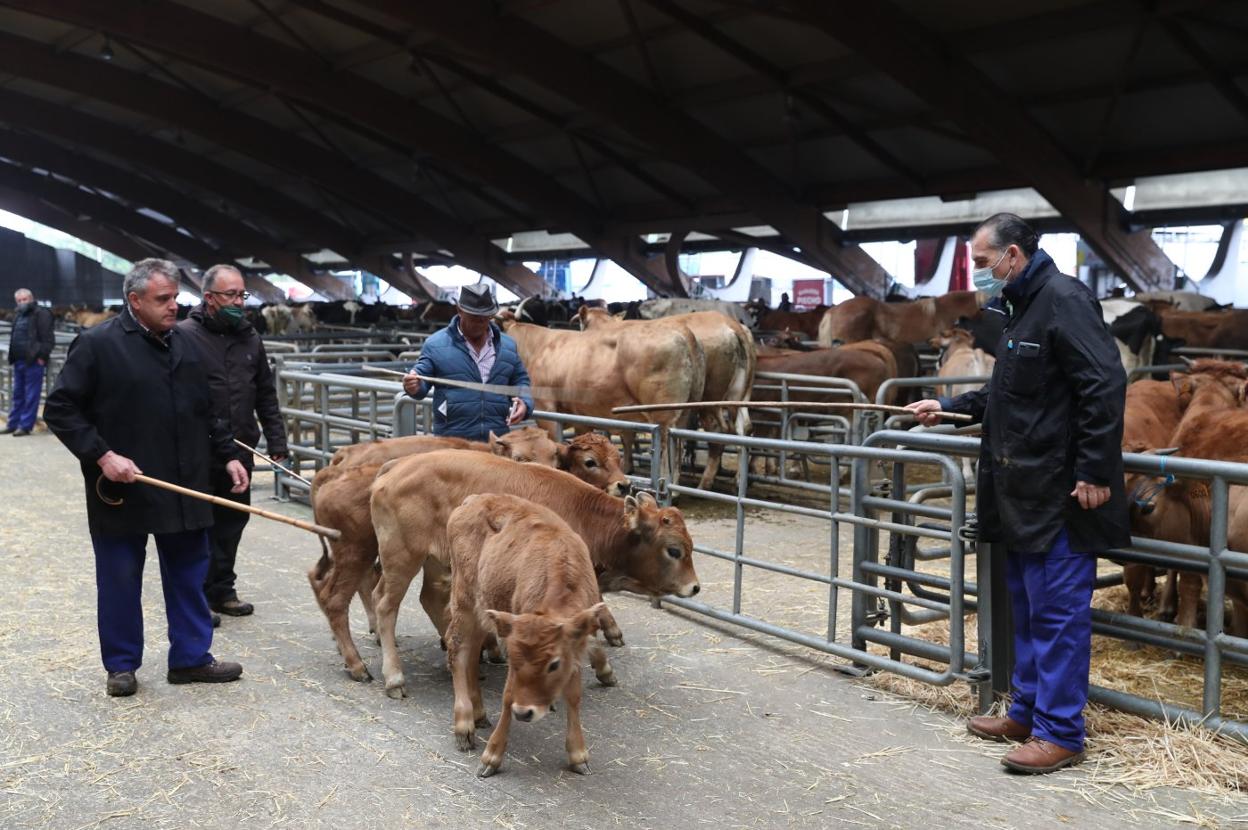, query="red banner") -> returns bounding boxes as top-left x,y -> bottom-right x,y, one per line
792,279 -> 825,310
